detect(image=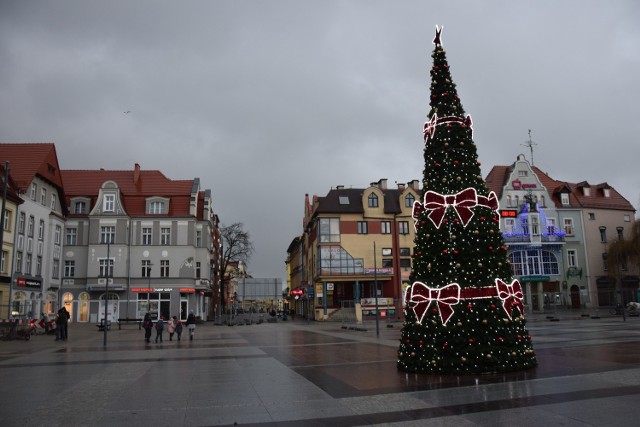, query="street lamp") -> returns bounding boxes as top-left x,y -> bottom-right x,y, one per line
147,263 -> 153,317
103,238 -> 111,347
374,241 -> 380,338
